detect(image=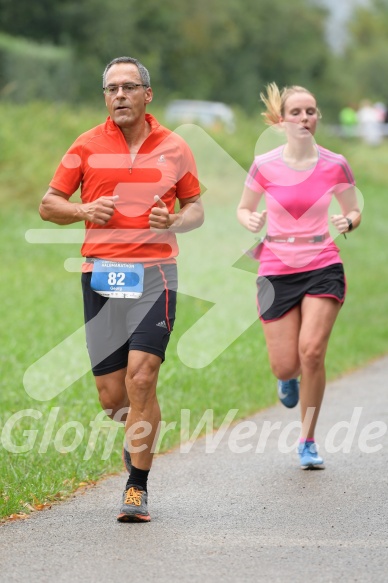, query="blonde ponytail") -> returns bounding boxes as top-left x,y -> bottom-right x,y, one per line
260,82 -> 282,126
260,83 -> 321,125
